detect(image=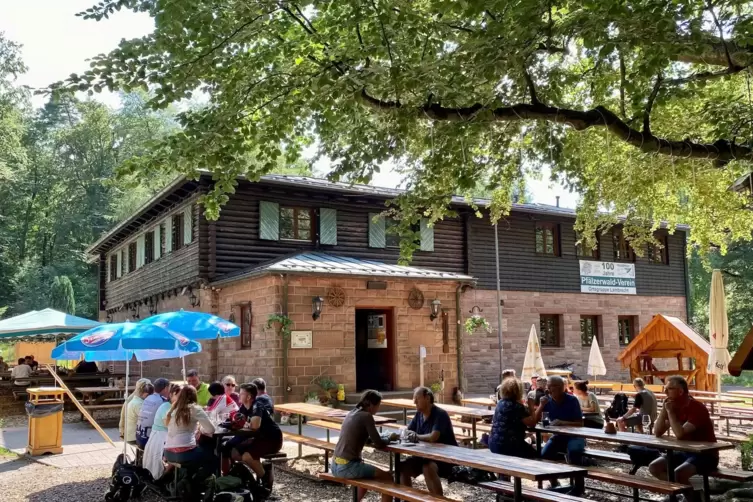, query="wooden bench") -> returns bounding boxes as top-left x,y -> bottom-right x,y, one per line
12,390 -> 28,400
320,472 -> 453,502
586,466 -> 691,502
82,403 -> 122,421
707,468 -> 753,482
583,448 -> 632,464
282,432 -> 336,472
478,480 -> 590,502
